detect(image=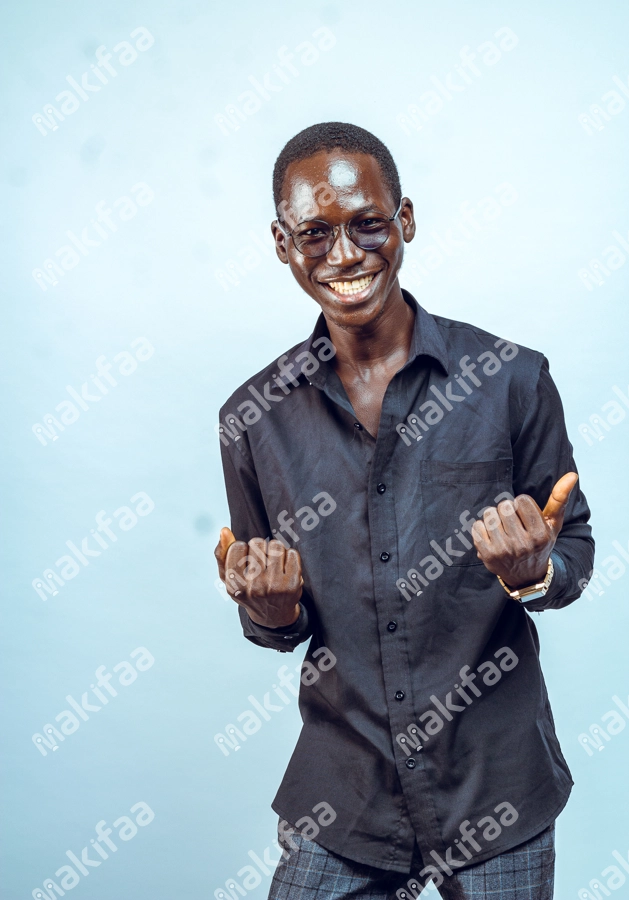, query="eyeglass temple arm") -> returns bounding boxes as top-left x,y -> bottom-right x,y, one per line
389,199 -> 403,220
